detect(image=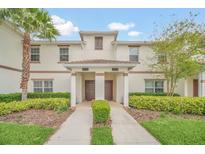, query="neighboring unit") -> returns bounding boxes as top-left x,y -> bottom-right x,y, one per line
0,21 -> 204,107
